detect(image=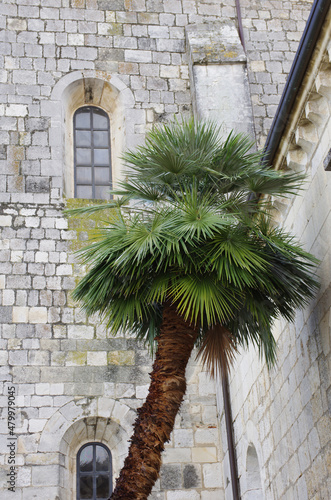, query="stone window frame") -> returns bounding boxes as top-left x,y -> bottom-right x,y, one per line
244,443 -> 264,500
76,442 -> 113,500
49,71 -> 145,202
238,421 -> 266,500
38,399 -> 136,499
